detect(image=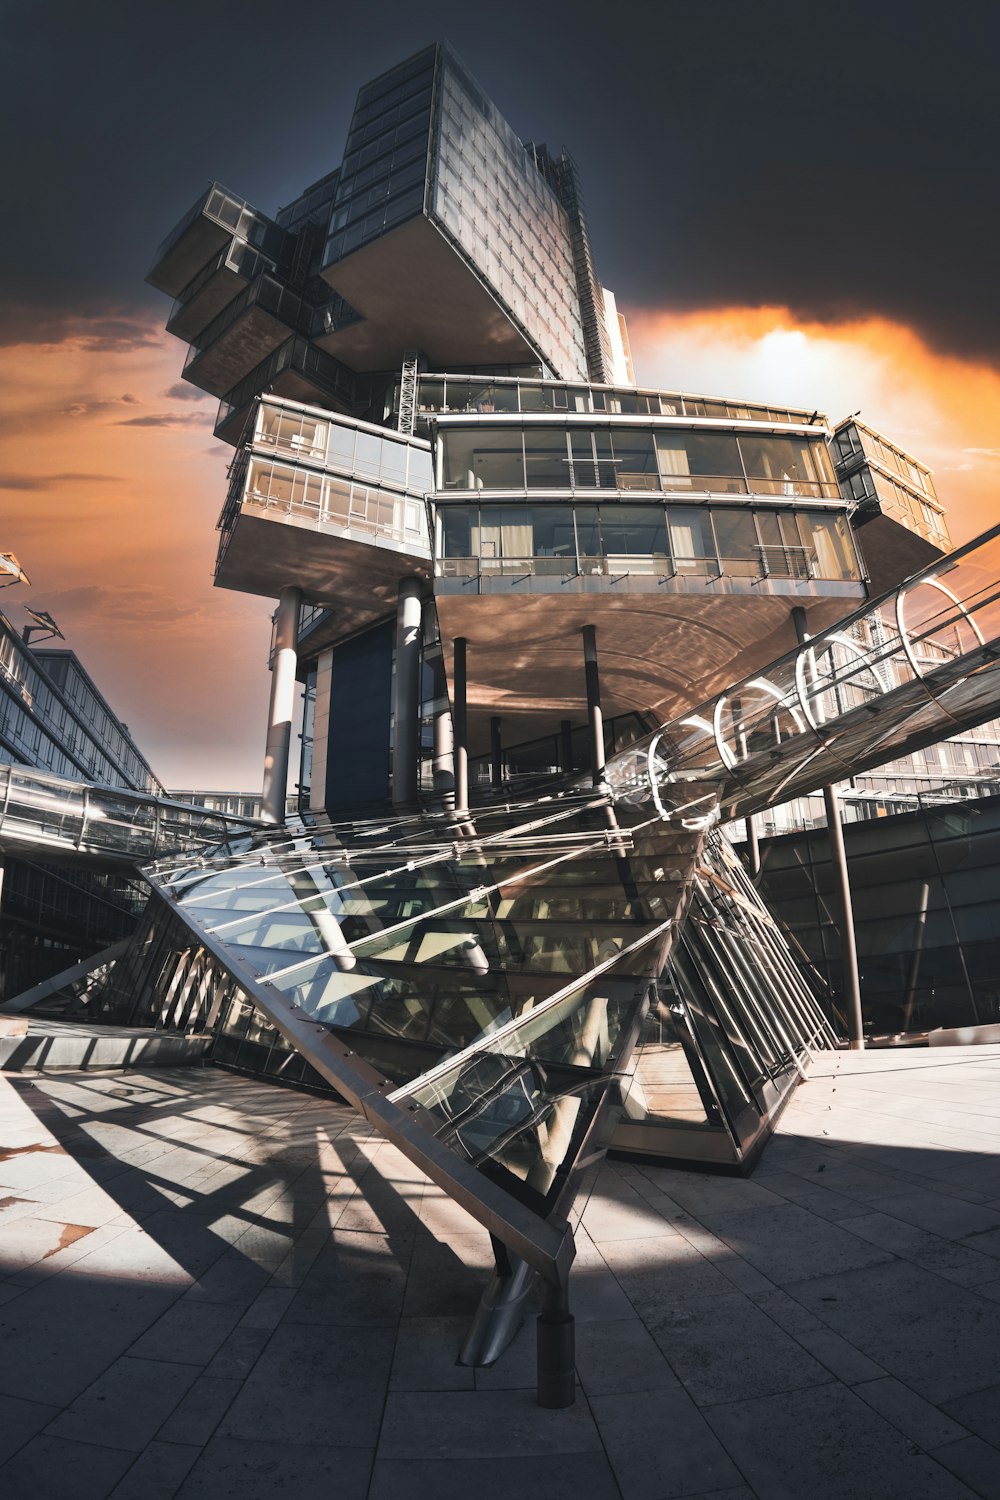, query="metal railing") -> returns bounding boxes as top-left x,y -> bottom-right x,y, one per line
606,524 -> 1000,824
0,764 -> 259,867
